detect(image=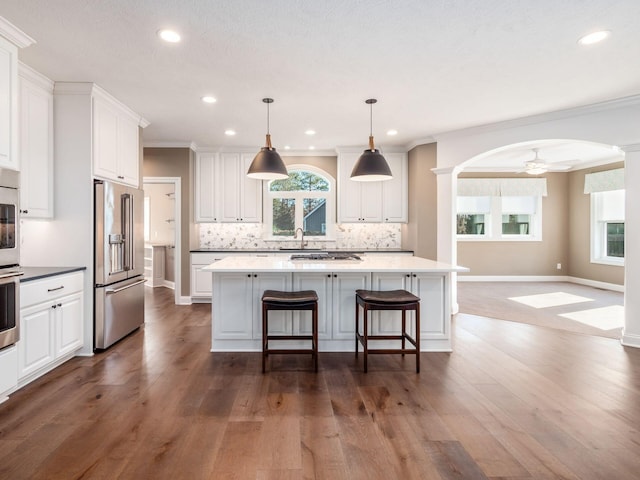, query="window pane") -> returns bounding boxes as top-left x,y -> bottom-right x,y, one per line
502,214 -> 530,235
606,222 -> 624,258
270,171 -> 329,192
272,198 -> 295,236
457,214 -> 485,235
303,198 -> 326,236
